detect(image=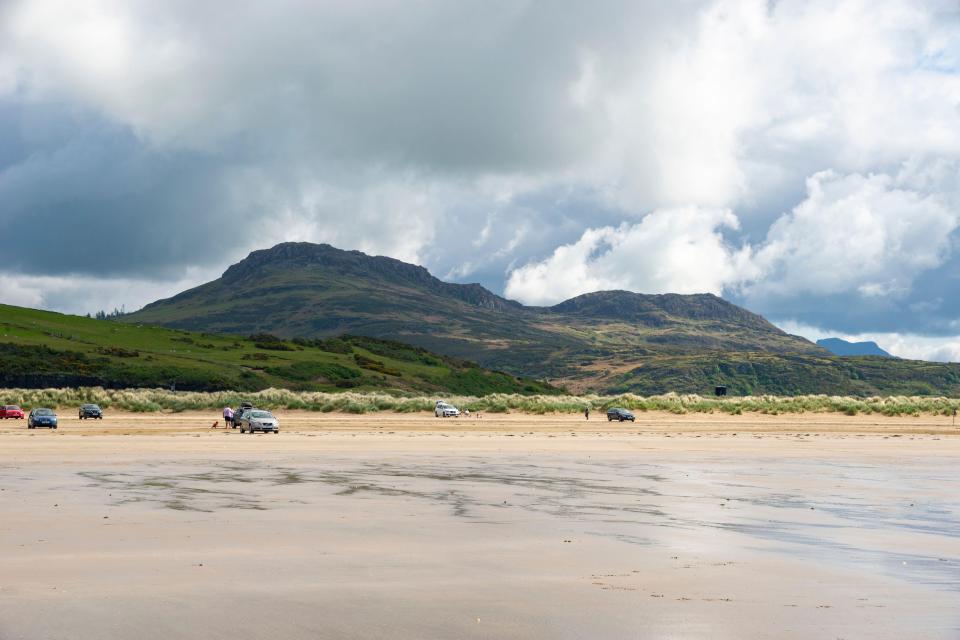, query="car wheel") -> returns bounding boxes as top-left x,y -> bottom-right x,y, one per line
619,417 -> 624,422
240,426 -> 245,433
